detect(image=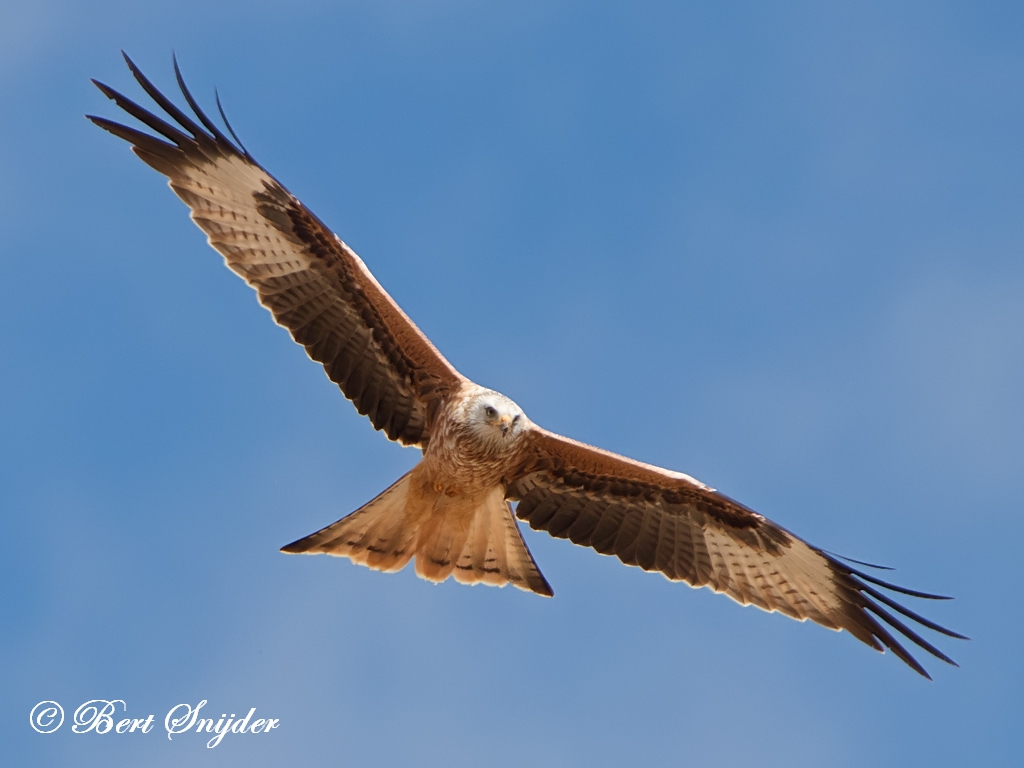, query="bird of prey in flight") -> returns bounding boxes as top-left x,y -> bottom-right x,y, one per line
89,54 -> 964,678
